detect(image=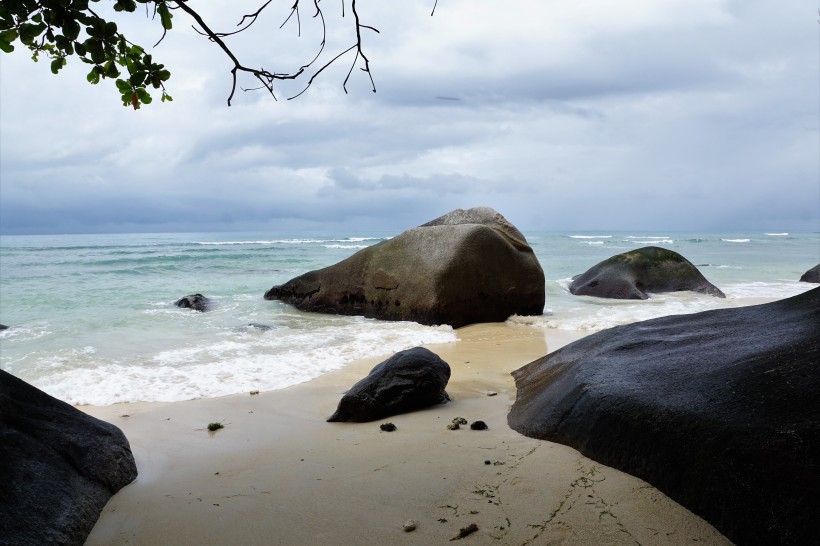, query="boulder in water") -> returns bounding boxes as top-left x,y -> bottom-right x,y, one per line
569,246 -> 724,299
265,207 -> 545,328
174,293 -> 209,312
800,264 -> 820,283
